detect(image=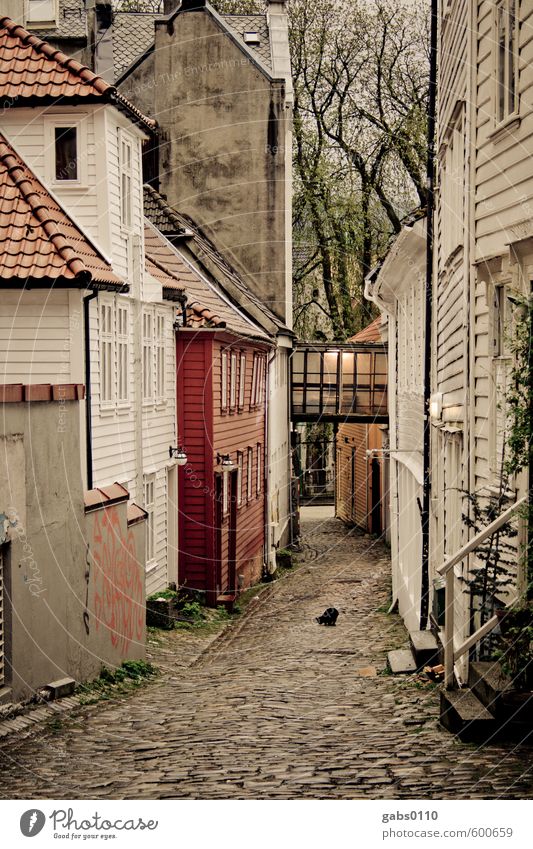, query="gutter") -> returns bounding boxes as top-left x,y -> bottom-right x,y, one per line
420,0 -> 438,630
83,290 -> 98,490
